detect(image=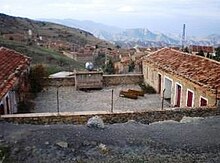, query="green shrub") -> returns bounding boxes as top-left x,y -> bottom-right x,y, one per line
139,82 -> 156,94
29,64 -> 48,93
